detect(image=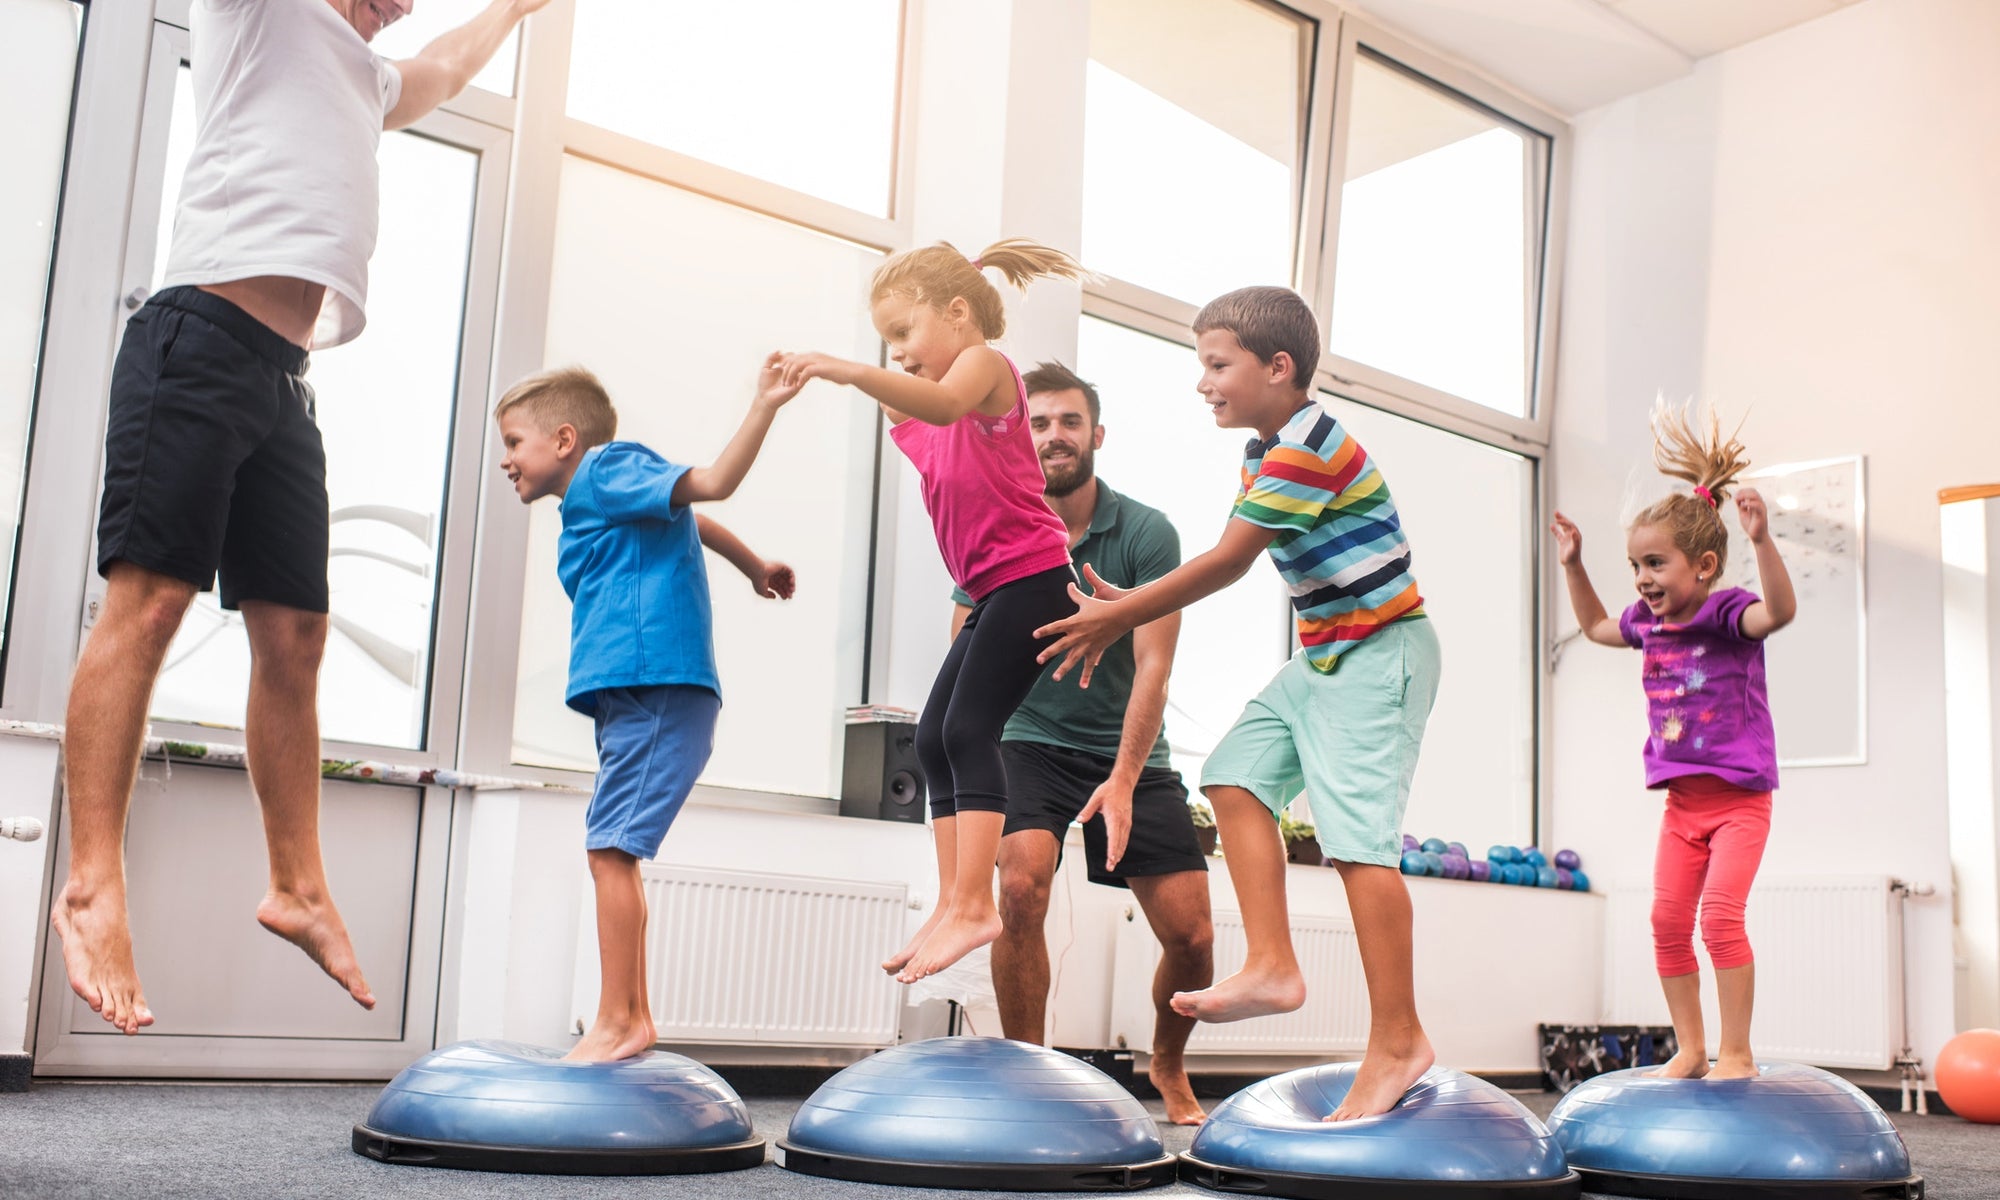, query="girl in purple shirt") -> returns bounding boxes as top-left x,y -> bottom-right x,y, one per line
1551,401 -> 1797,1081
777,240 -> 1083,984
